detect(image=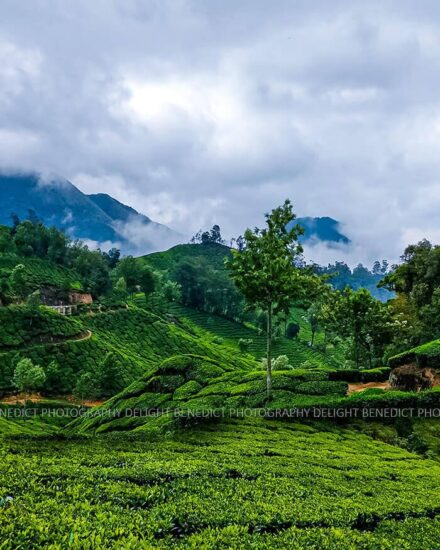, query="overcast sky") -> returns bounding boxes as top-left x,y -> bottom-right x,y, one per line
1,0 -> 440,264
